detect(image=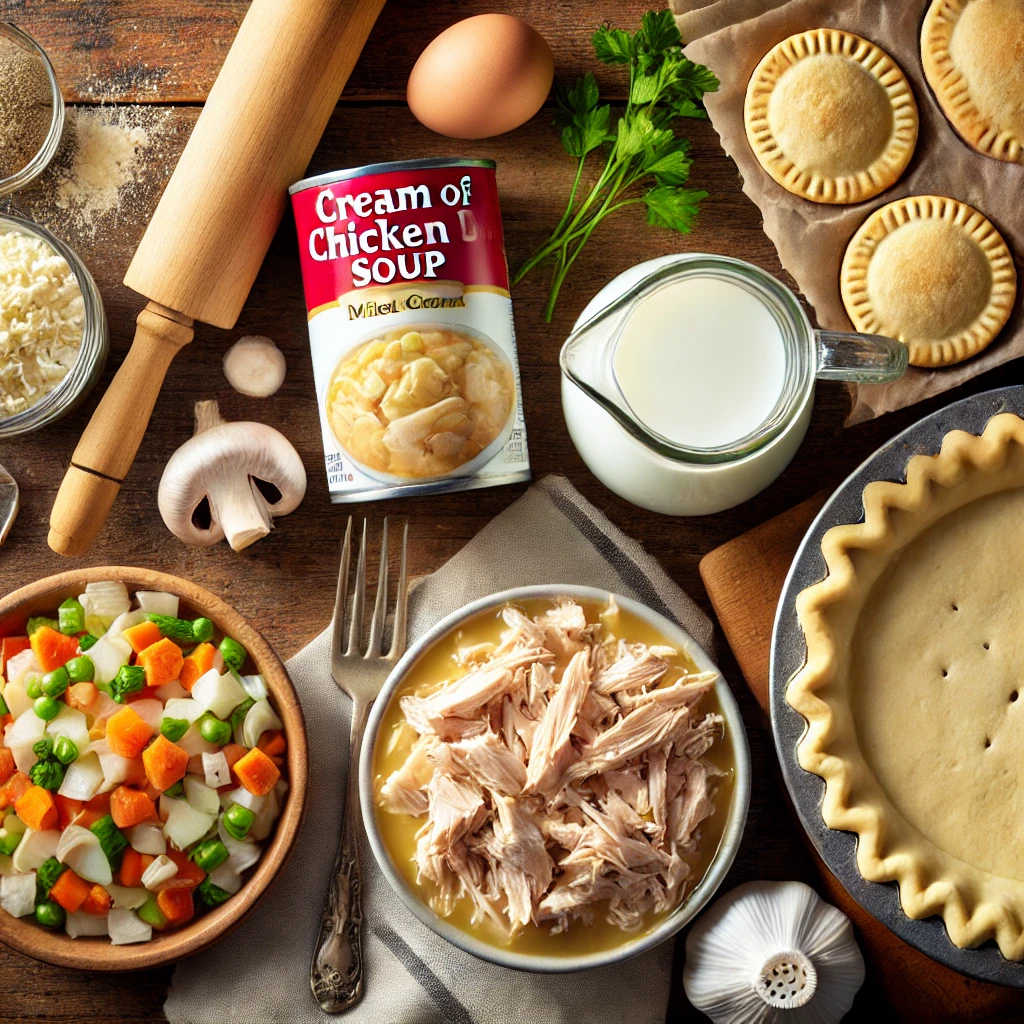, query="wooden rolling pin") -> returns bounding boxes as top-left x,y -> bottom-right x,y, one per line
48,0 -> 387,556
